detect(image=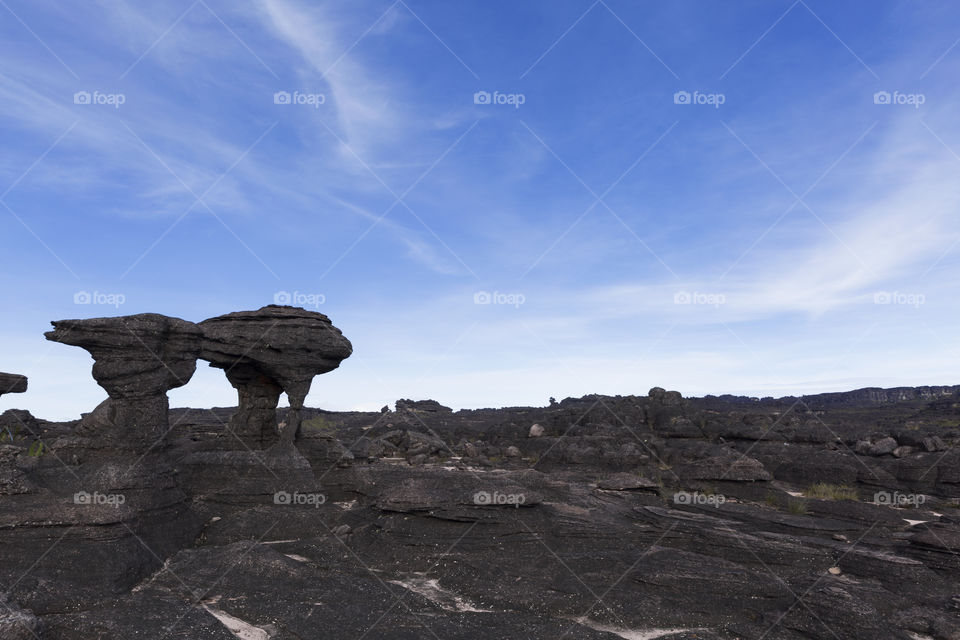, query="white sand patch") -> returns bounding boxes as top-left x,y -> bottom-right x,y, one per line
202,605 -> 272,640
388,575 -> 492,613
904,519 -> 928,526
334,500 -> 357,510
